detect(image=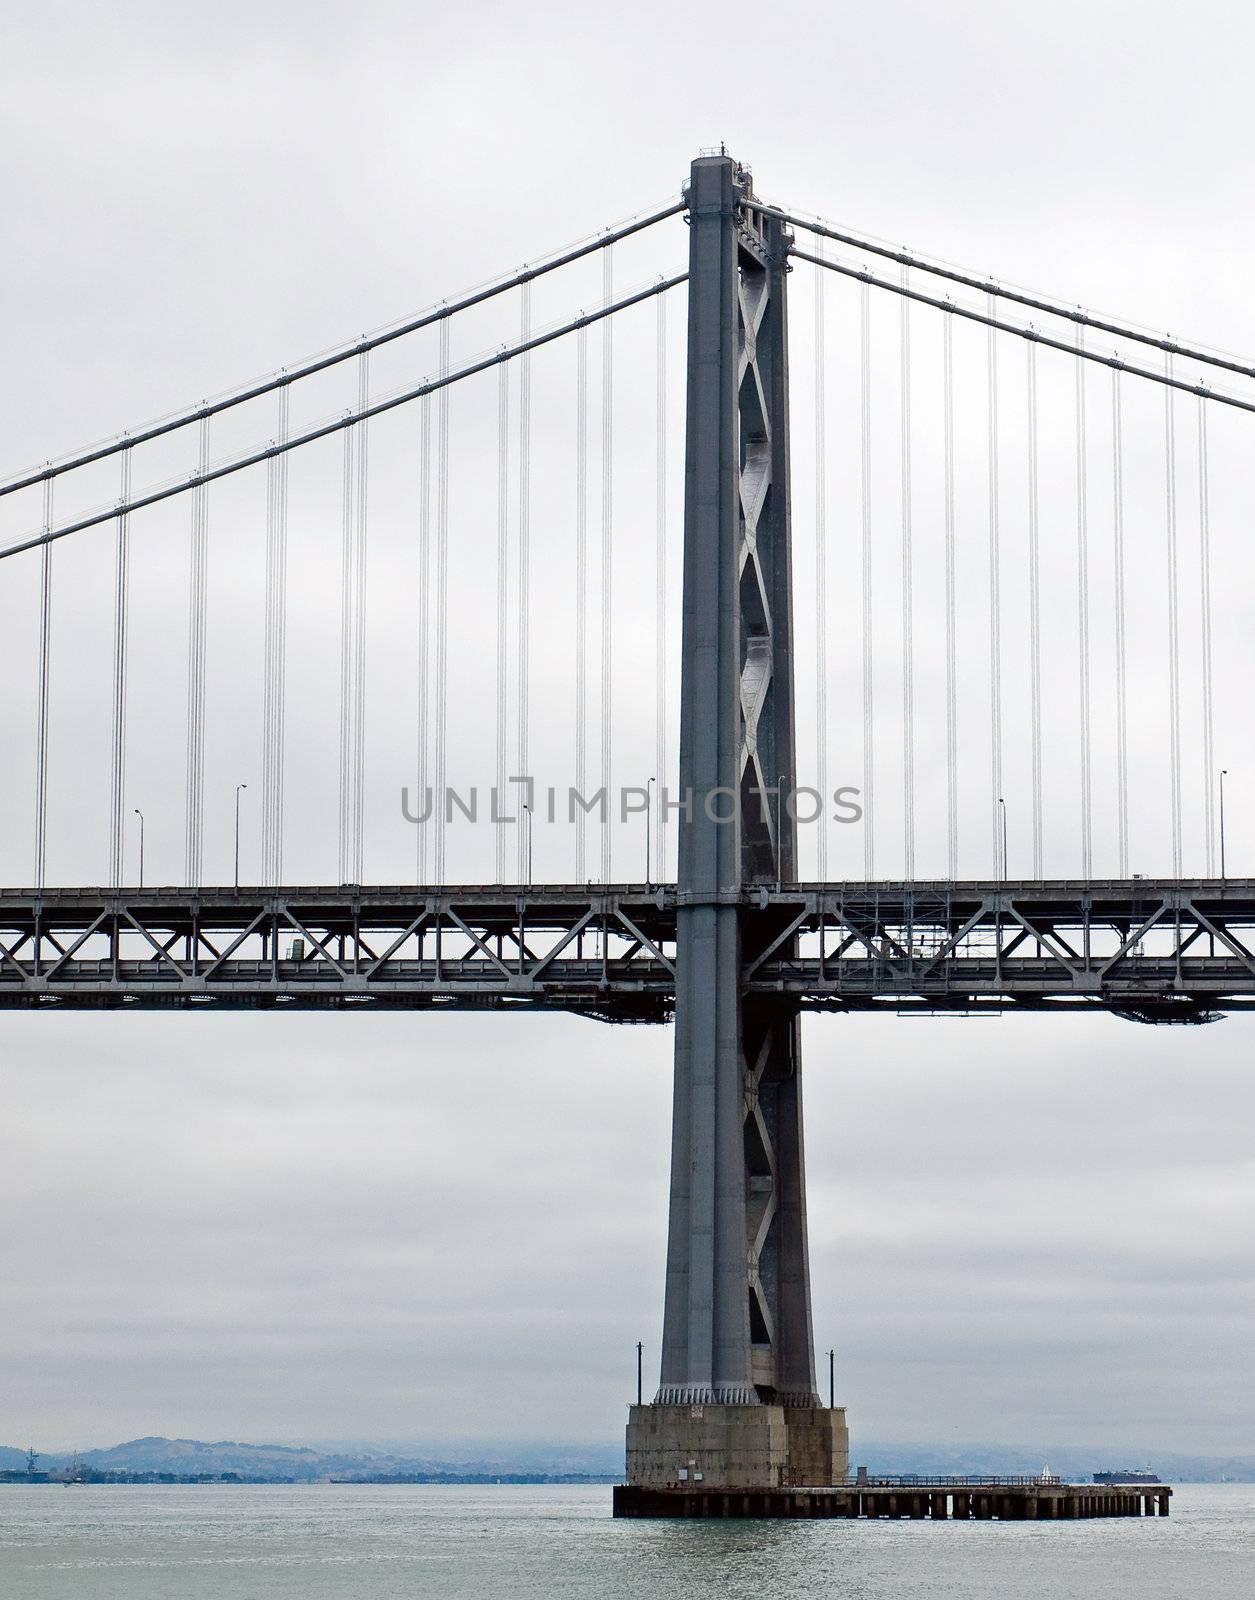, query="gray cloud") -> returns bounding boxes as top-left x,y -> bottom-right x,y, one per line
1,0 -> 1253,1460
